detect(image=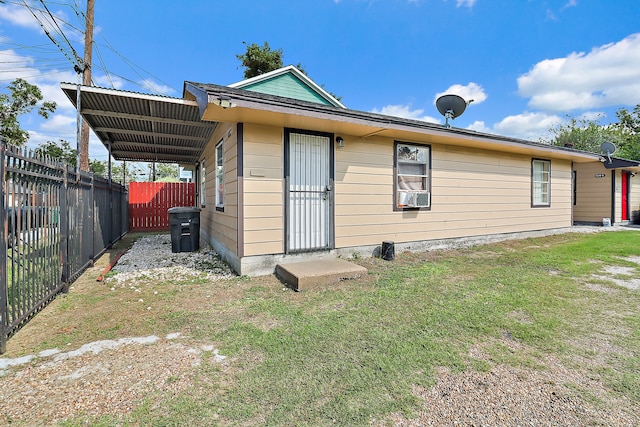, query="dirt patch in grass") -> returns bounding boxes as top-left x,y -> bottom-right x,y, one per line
0,334 -> 226,424
590,256 -> 640,290
385,362 -> 636,427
